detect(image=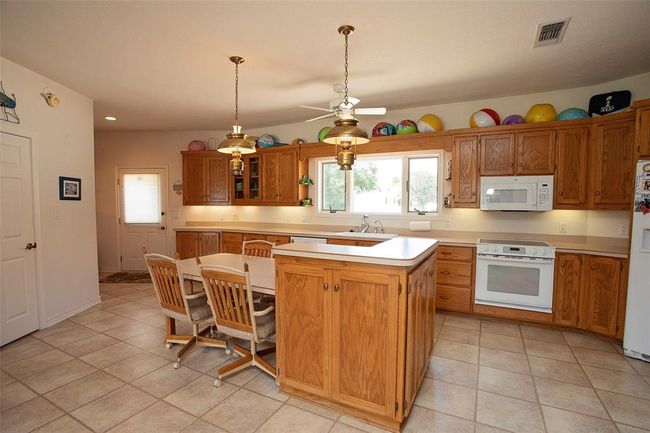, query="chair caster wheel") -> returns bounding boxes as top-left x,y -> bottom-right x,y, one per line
214,379 -> 223,387
173,361 -> 180,369
165,343 -> 173,349
225,348 -> 232,355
